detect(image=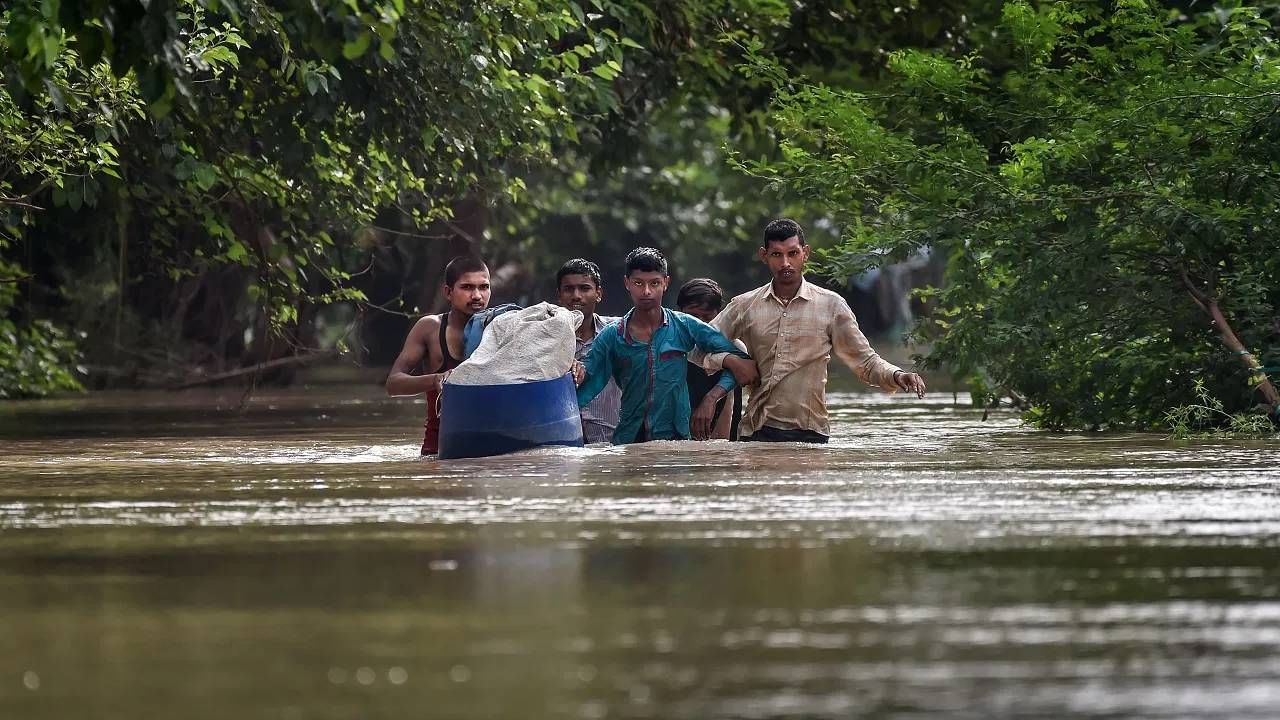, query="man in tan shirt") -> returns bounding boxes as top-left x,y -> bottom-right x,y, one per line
704,219 -> 927,443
